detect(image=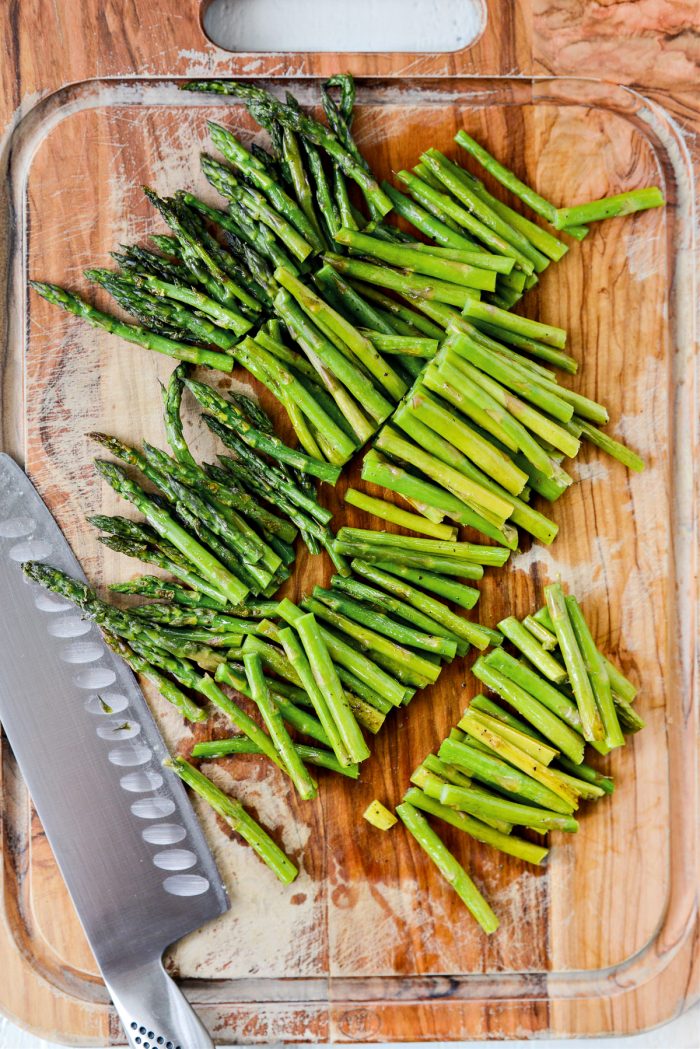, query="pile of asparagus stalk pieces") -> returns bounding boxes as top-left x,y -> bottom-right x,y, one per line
395,581 -> 643,934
